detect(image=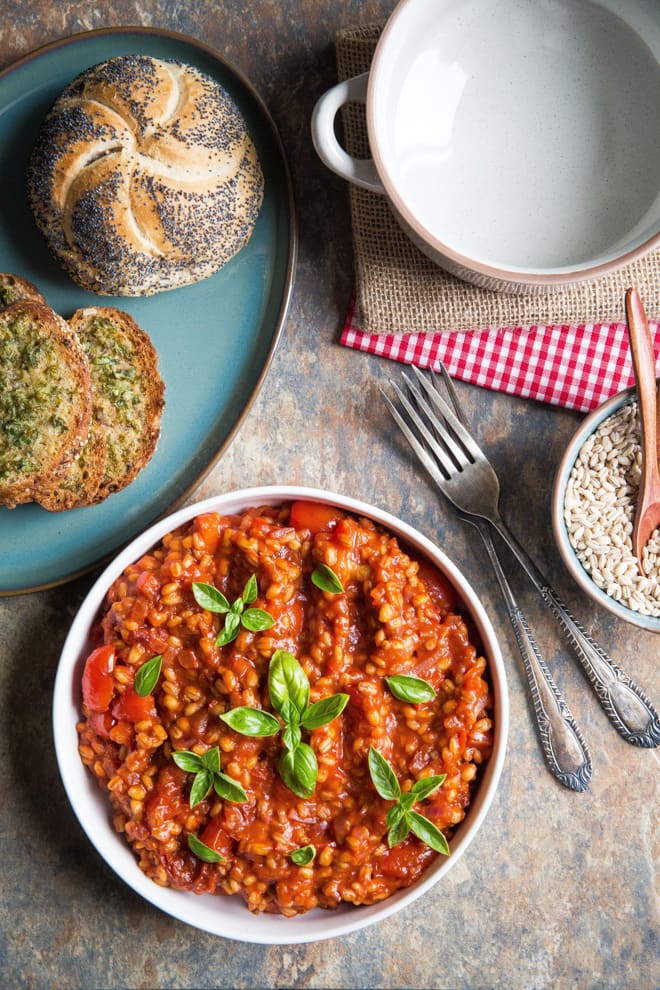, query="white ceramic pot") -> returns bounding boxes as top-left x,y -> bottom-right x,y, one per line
312,0 -> 660,293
